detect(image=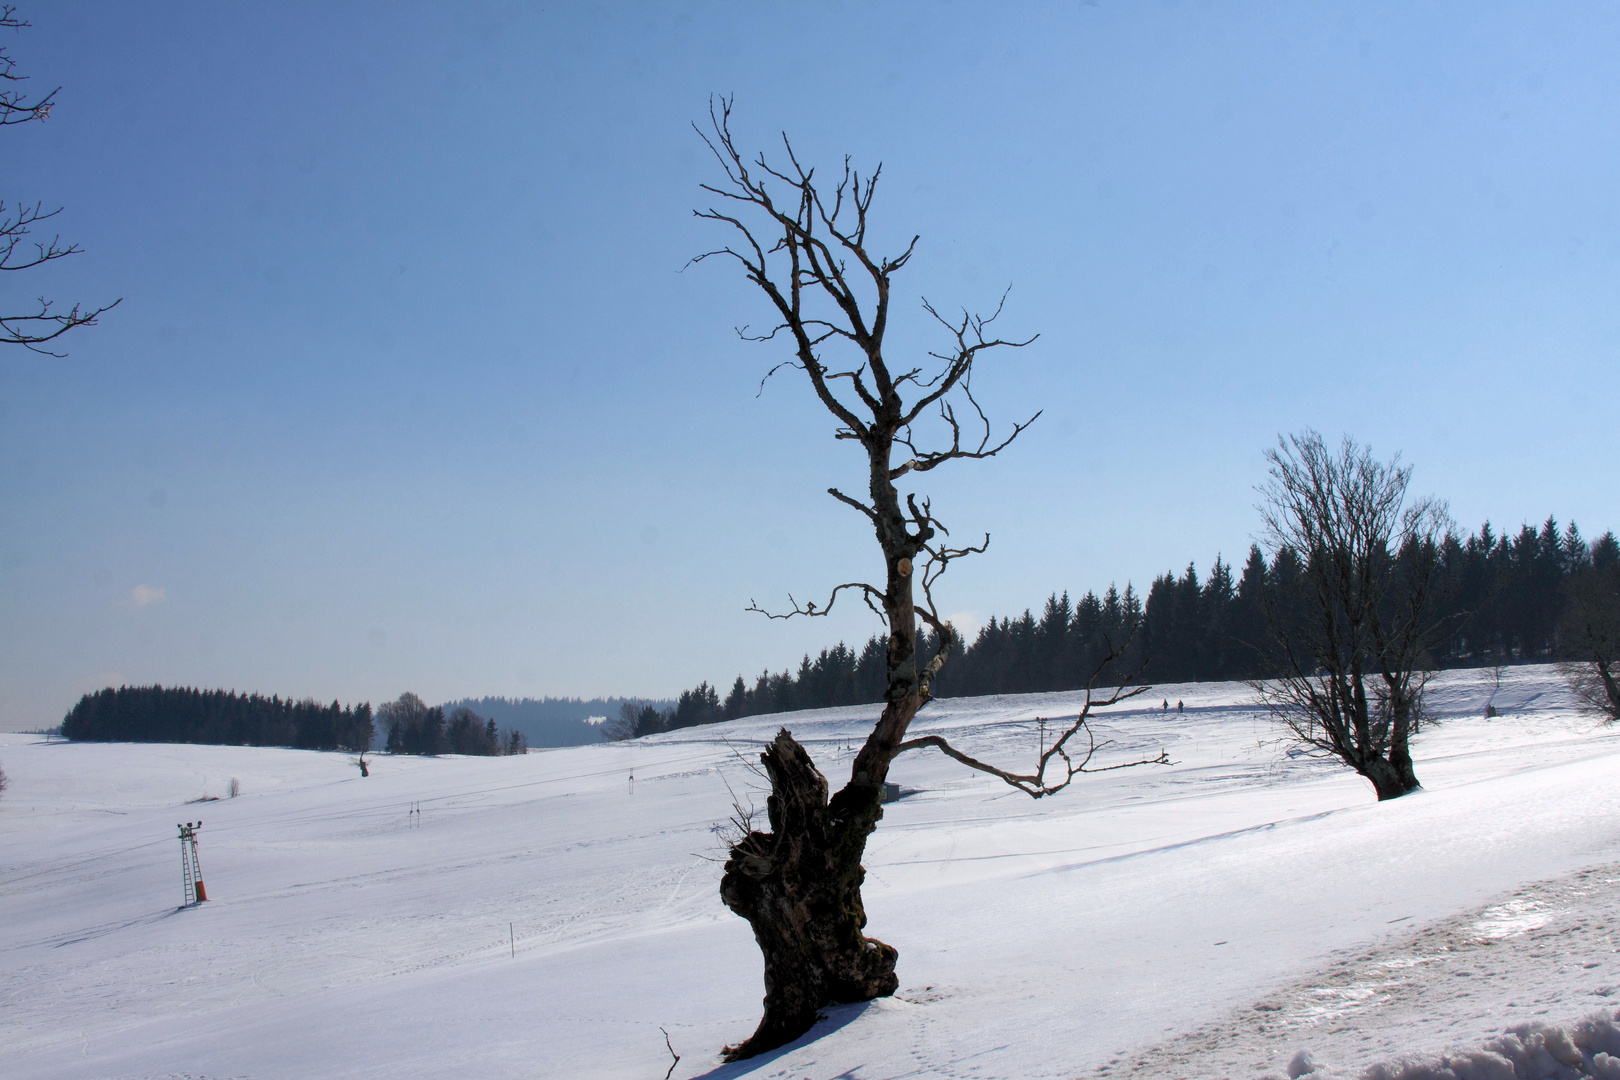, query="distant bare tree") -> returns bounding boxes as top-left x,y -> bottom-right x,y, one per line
0,6 -> 118,353
0,760 -> 8,798
1559,565 -> 1620,722
602,701 -> 663,741
1252,431 -> 1453,801
601,703 -> 637,742
693,97 -> 1163,1060
340,701 -> 374,775
1481,660 -> 1507,718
